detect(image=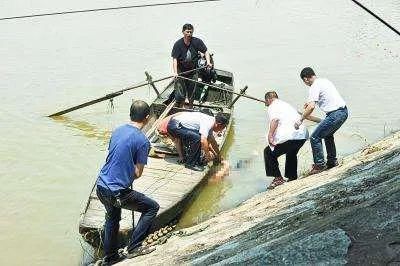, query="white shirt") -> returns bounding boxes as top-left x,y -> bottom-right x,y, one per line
308,78 -> 346,113
173,112 -> 215,137
268,99 -> 309,145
